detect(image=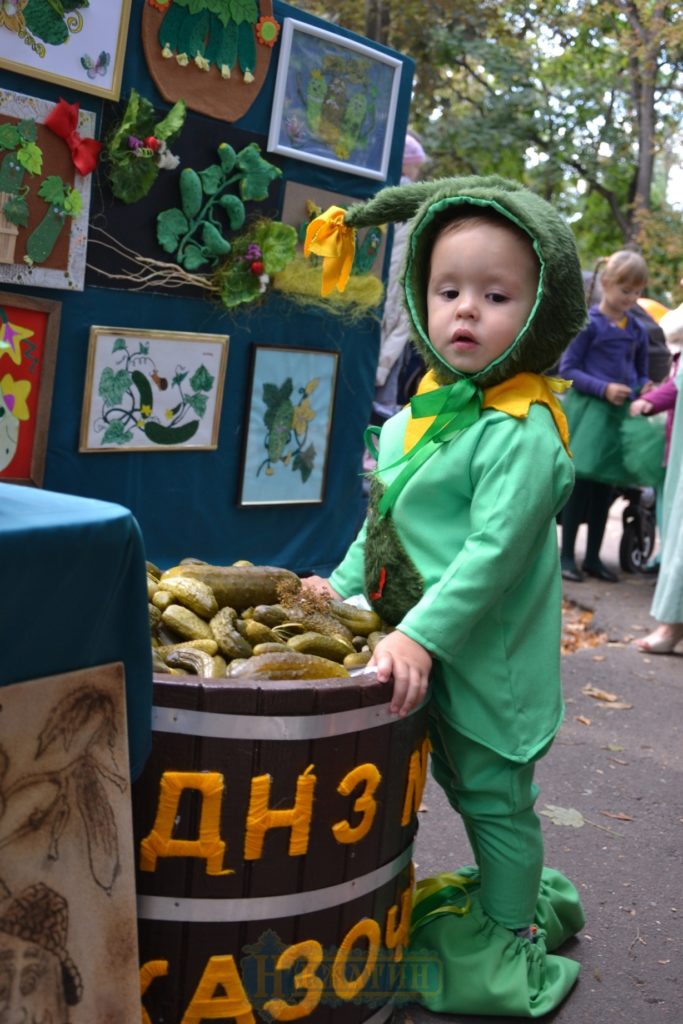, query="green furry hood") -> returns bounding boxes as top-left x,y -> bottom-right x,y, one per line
345,175 -> 587,388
